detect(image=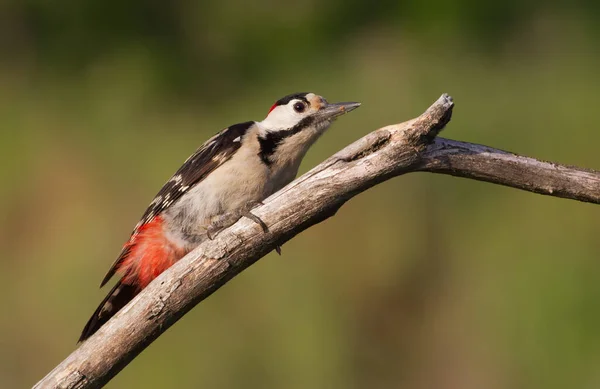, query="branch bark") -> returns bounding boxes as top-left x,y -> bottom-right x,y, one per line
419,138 -> 600,203
33,94 -> 600,389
